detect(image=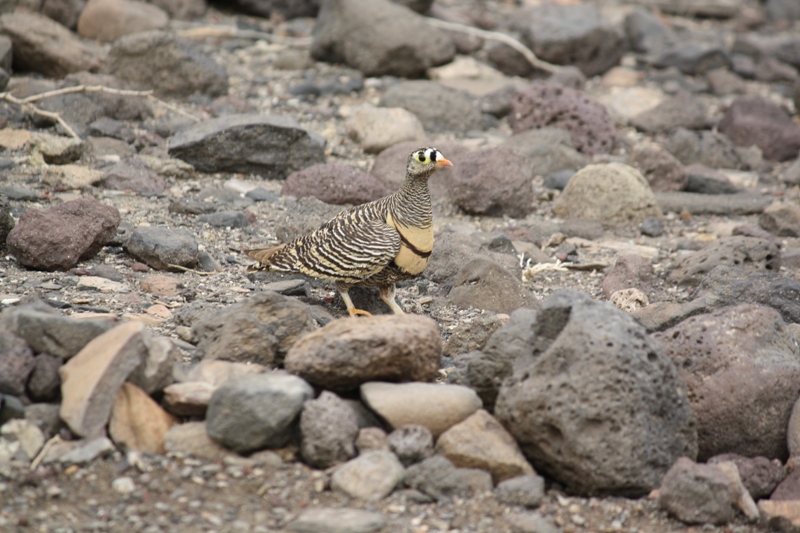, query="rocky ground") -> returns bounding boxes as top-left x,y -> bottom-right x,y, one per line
2,0 -> 800,532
